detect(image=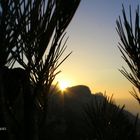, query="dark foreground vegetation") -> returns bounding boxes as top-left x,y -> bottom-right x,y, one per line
0,0 -> 139,140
